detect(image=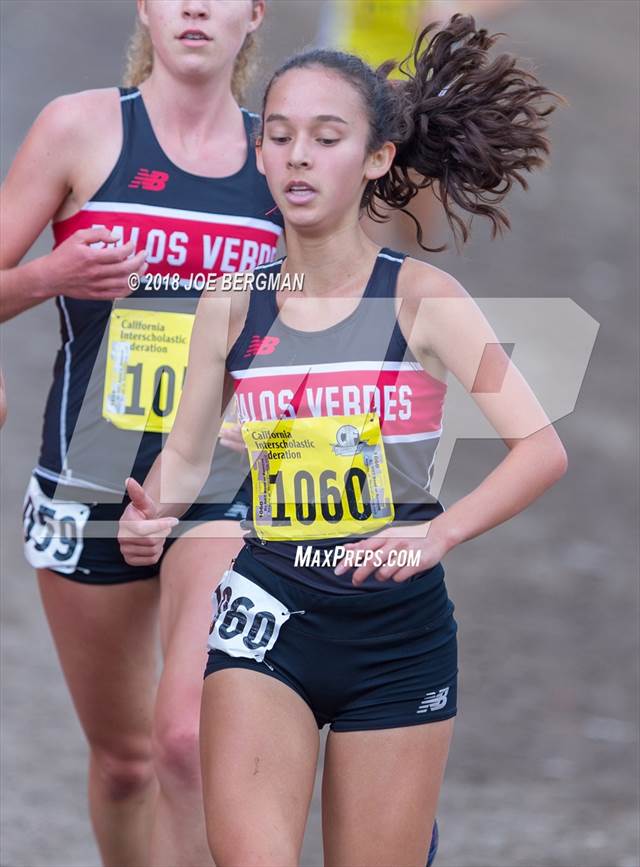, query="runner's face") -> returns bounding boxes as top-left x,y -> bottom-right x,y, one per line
139,0 -> 263,82
258,67 -> 394,236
